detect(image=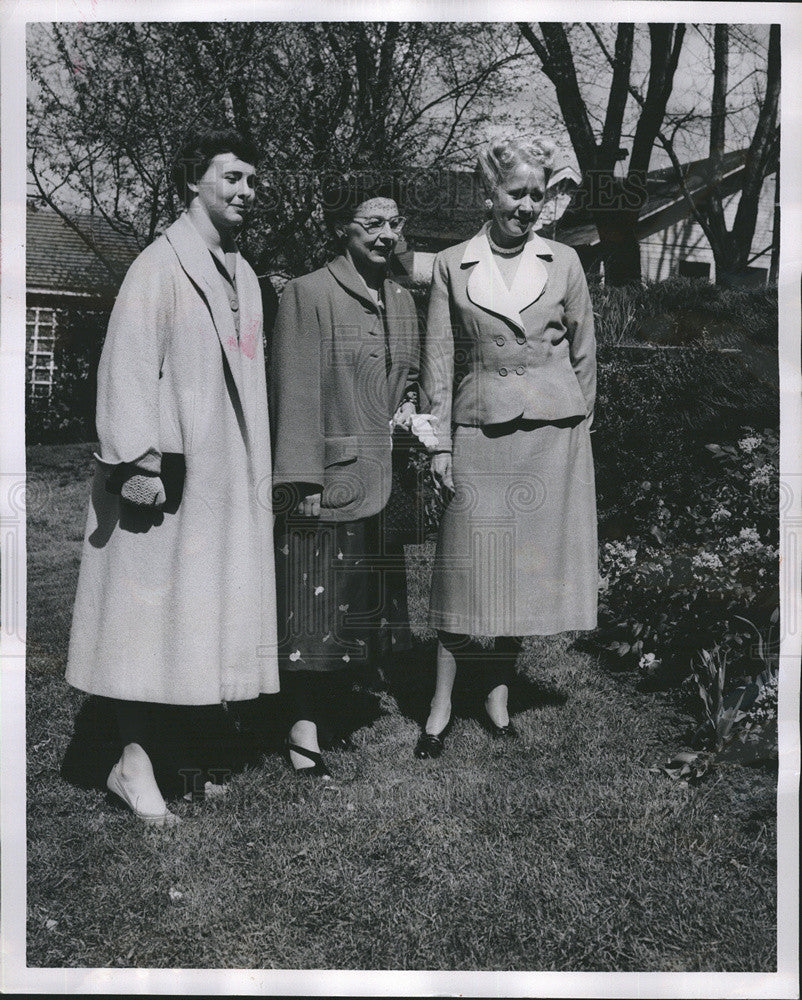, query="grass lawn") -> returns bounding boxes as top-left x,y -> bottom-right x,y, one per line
25,443 -> 777,971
